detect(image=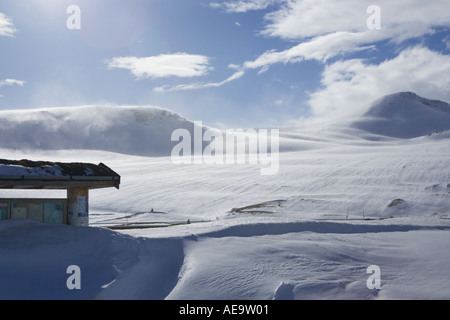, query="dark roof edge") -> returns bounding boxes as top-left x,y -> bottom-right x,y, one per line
0,159 -> 121,178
